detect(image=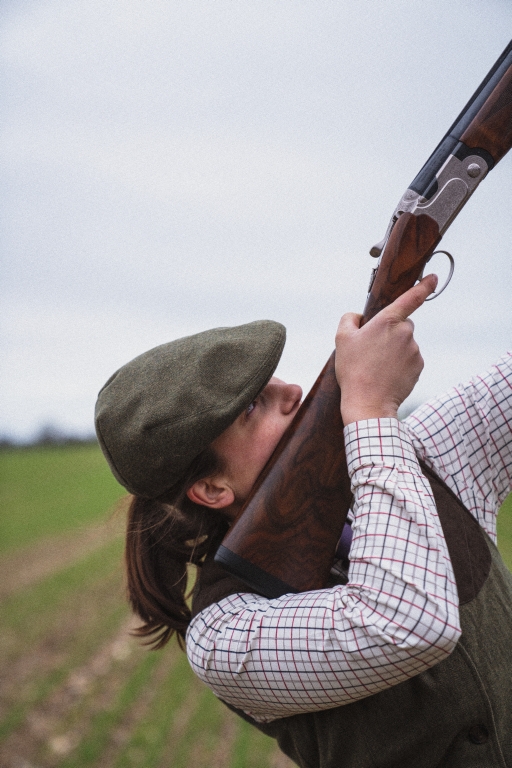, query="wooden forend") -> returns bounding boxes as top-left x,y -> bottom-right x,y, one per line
460,62 -> 512,165
363,212 -> 441,324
